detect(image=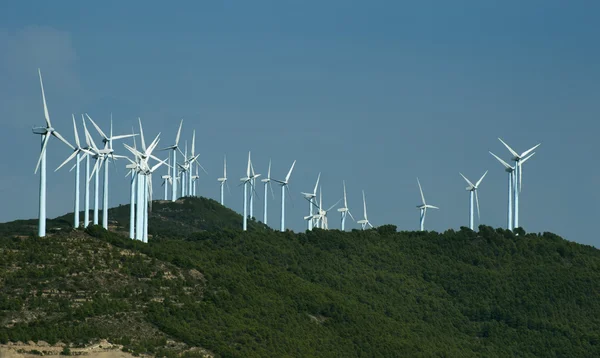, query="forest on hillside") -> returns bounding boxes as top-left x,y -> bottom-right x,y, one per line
0,198 -> 599,357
